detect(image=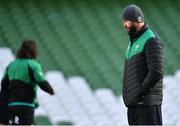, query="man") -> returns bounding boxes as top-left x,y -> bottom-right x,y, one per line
121,4 -> 164,125
0,40 -> 54,125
